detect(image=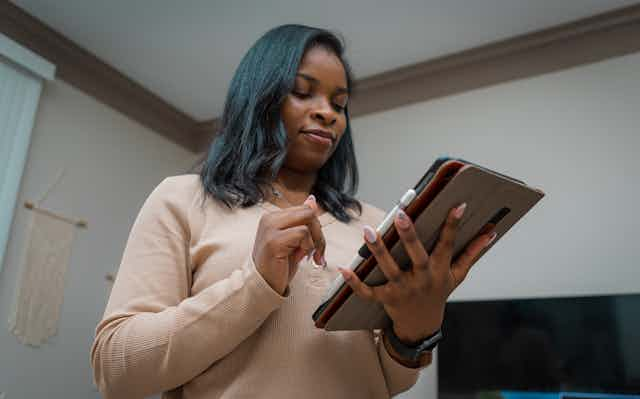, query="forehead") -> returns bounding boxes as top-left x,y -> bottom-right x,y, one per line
297,47 -> 348,88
